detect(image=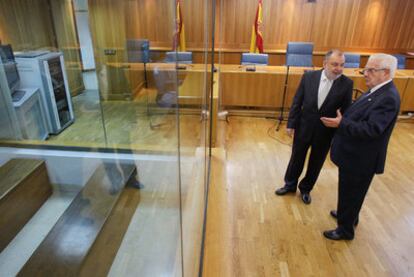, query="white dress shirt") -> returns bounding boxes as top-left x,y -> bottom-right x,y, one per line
318,70 -> 334,109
